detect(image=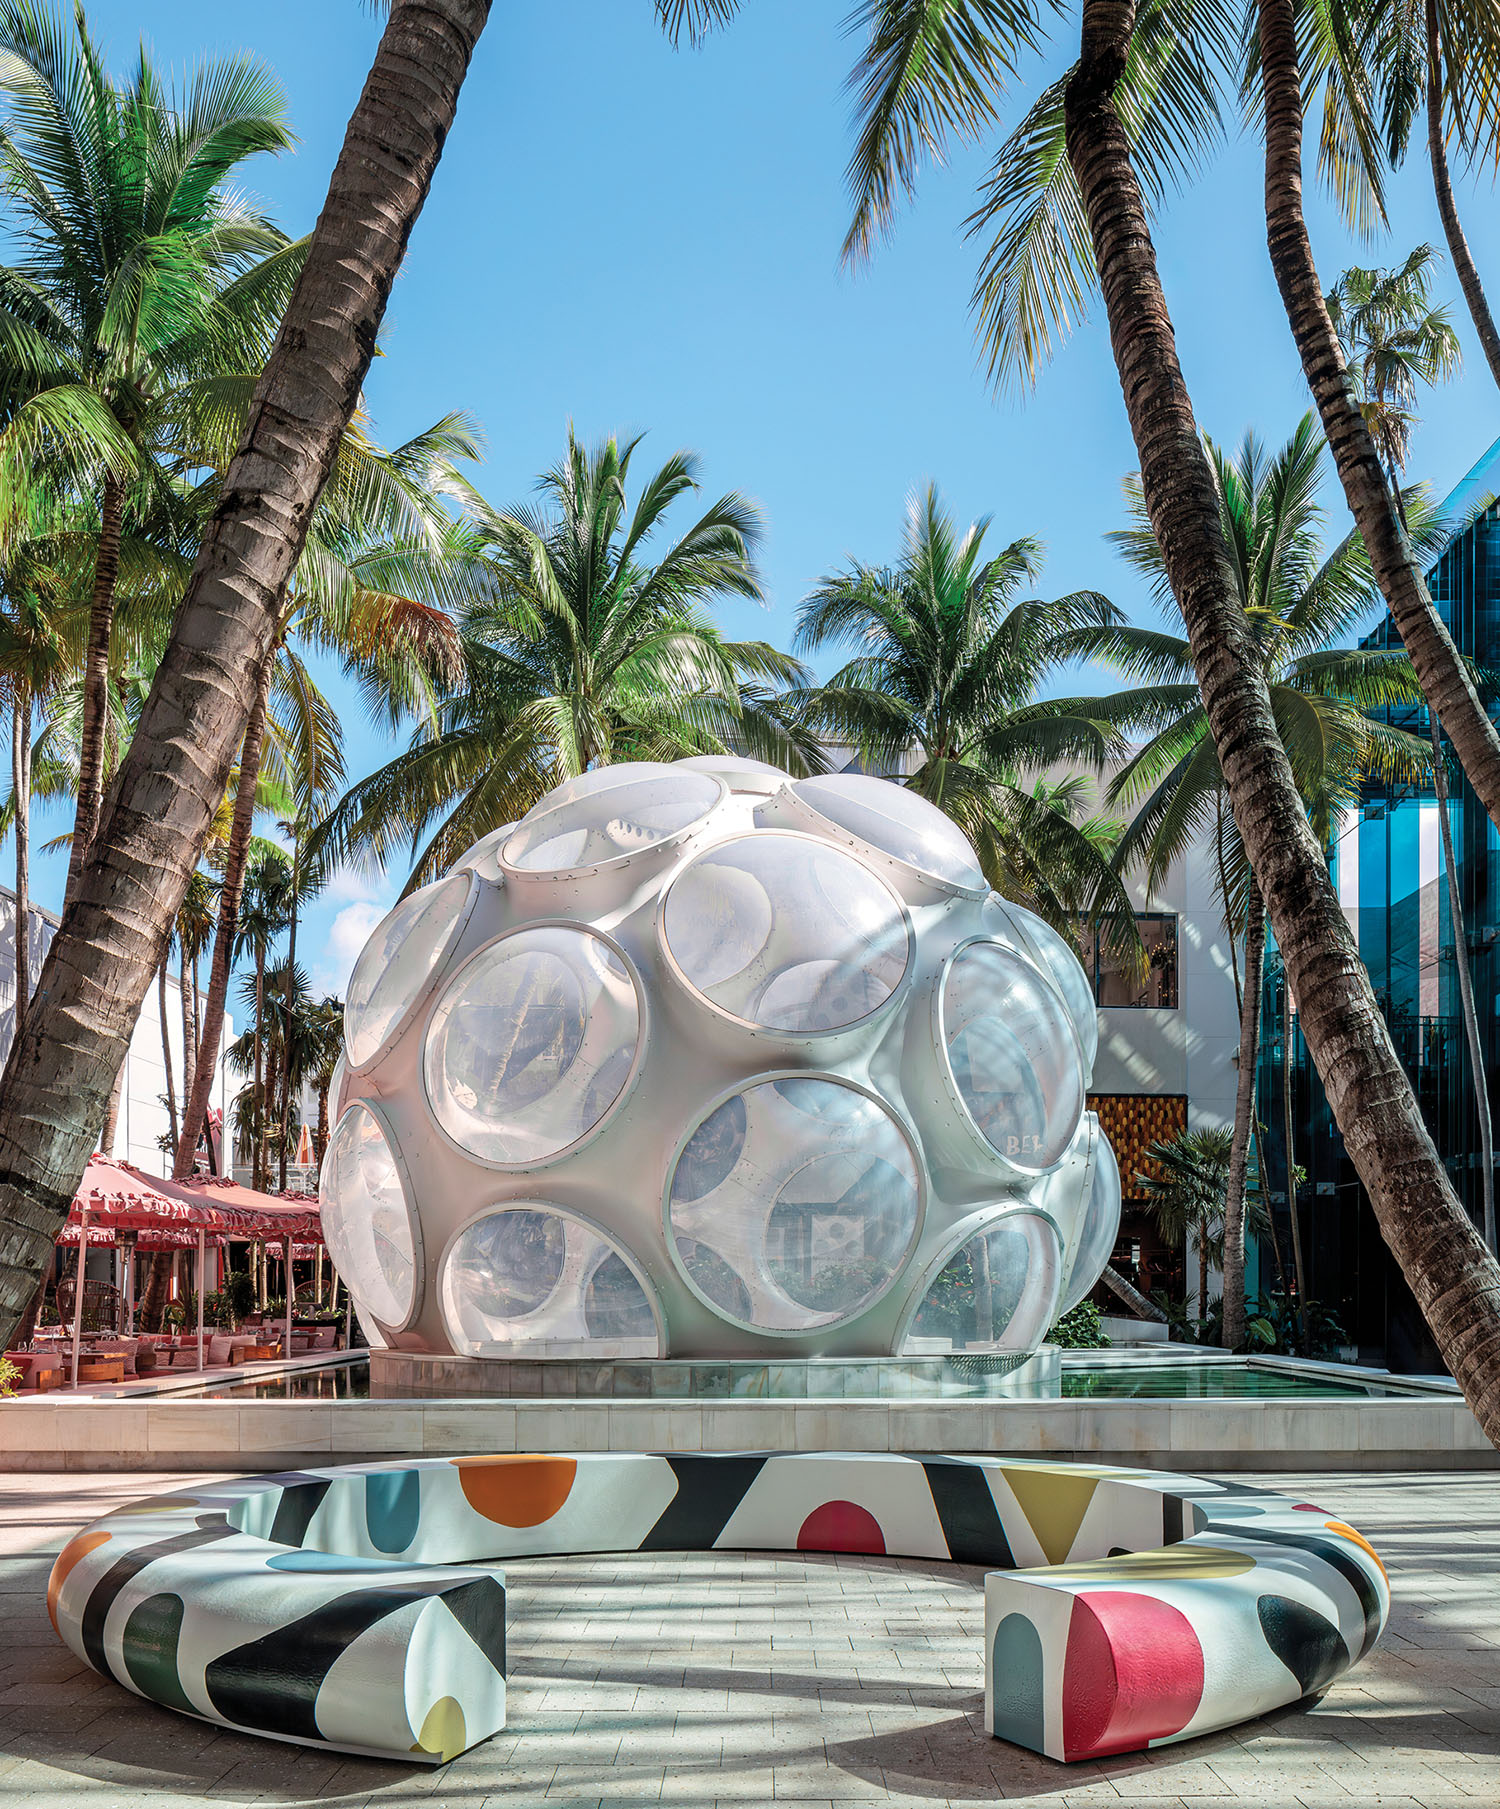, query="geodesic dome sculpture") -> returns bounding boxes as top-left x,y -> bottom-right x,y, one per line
320,760 -> 1122,1362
